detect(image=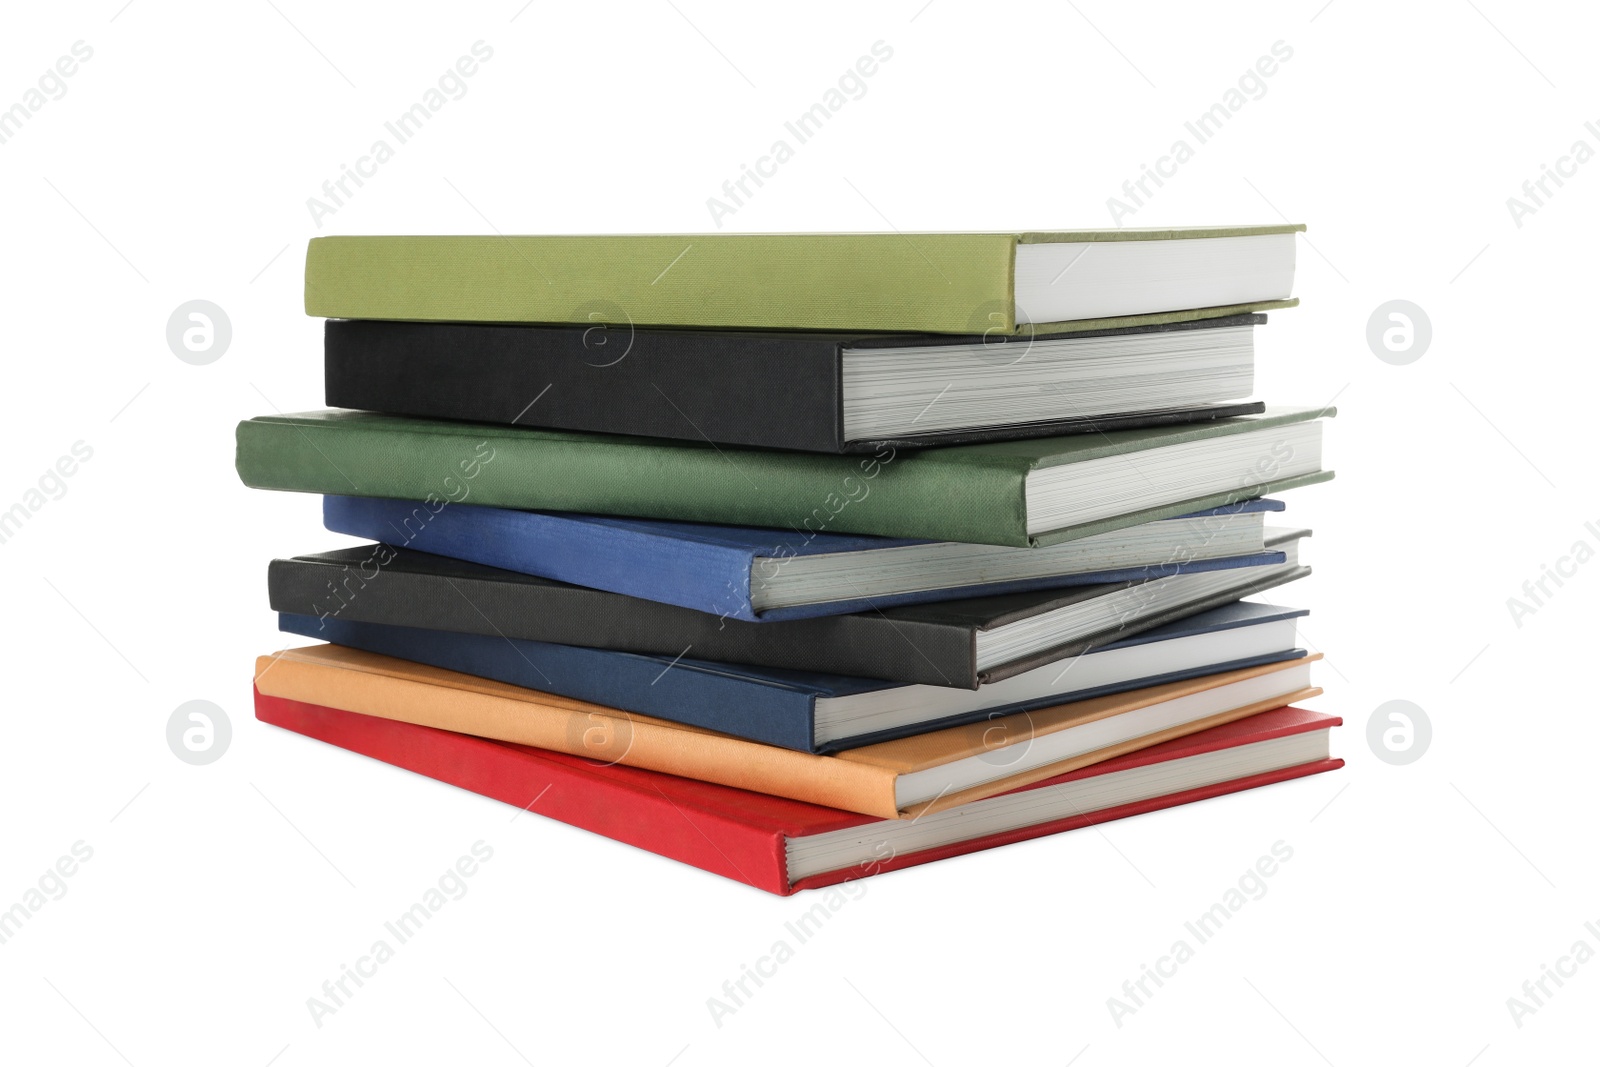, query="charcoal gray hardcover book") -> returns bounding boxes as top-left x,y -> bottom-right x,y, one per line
267,530 -> 1310,689
323,314 -> 1267,453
